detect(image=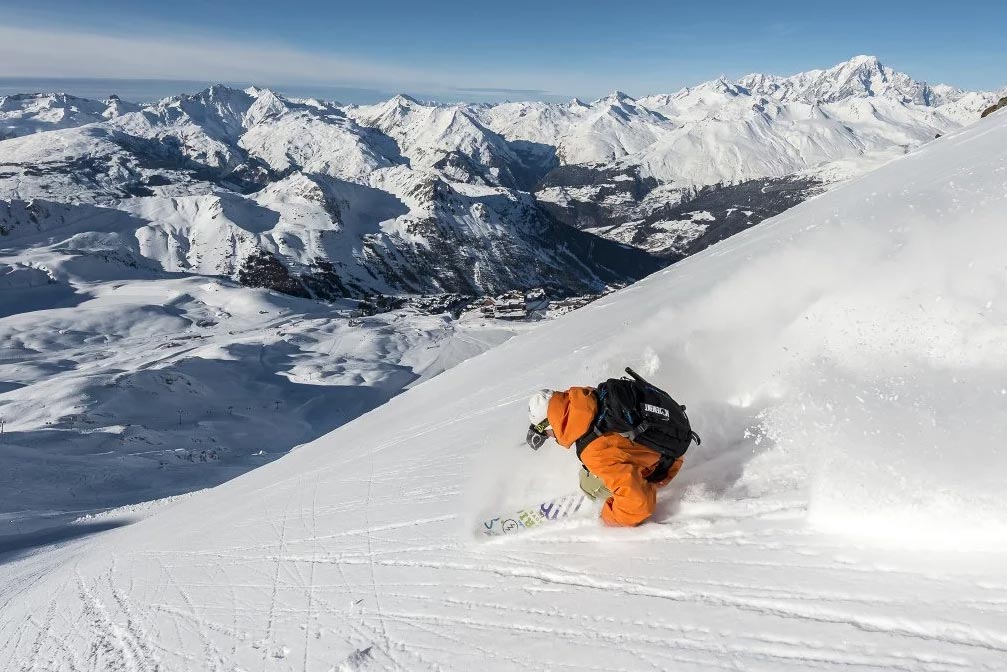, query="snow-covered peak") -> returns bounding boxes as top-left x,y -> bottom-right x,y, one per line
589,91 -> 649,119
930,83 -> 968,105
845,53 -> 882,69
739,55 -> 950,106
809,55 -> 924,103
141,85 -> 259,140
594,90 -> 636,105
636,77 -> 748,122
150,84 -> 303,129
348,94 -> 434,131
242,88 -> 292,126
0,92 -> 128,139
101,94 -> 140,118
709,75 -> 744,94
170,84 -> 257,111
690,76 -> 747,99
347,97 -> 532,187
390,93 -> 422,106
